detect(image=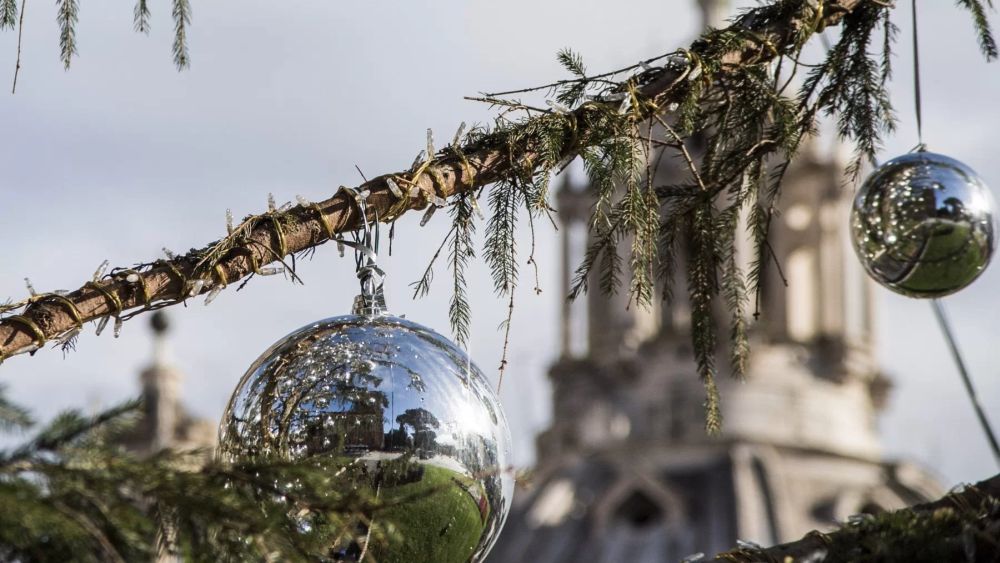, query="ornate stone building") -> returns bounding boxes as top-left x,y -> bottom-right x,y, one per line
490,147 -> 942,562
115,312 -> 216,563
119,312 -> 216,454
488,5 -> 942,560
